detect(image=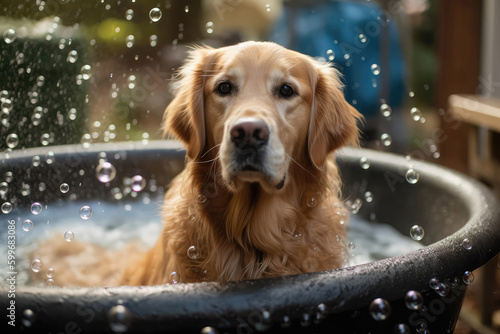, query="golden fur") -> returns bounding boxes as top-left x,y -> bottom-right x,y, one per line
120,41 -> 361,285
